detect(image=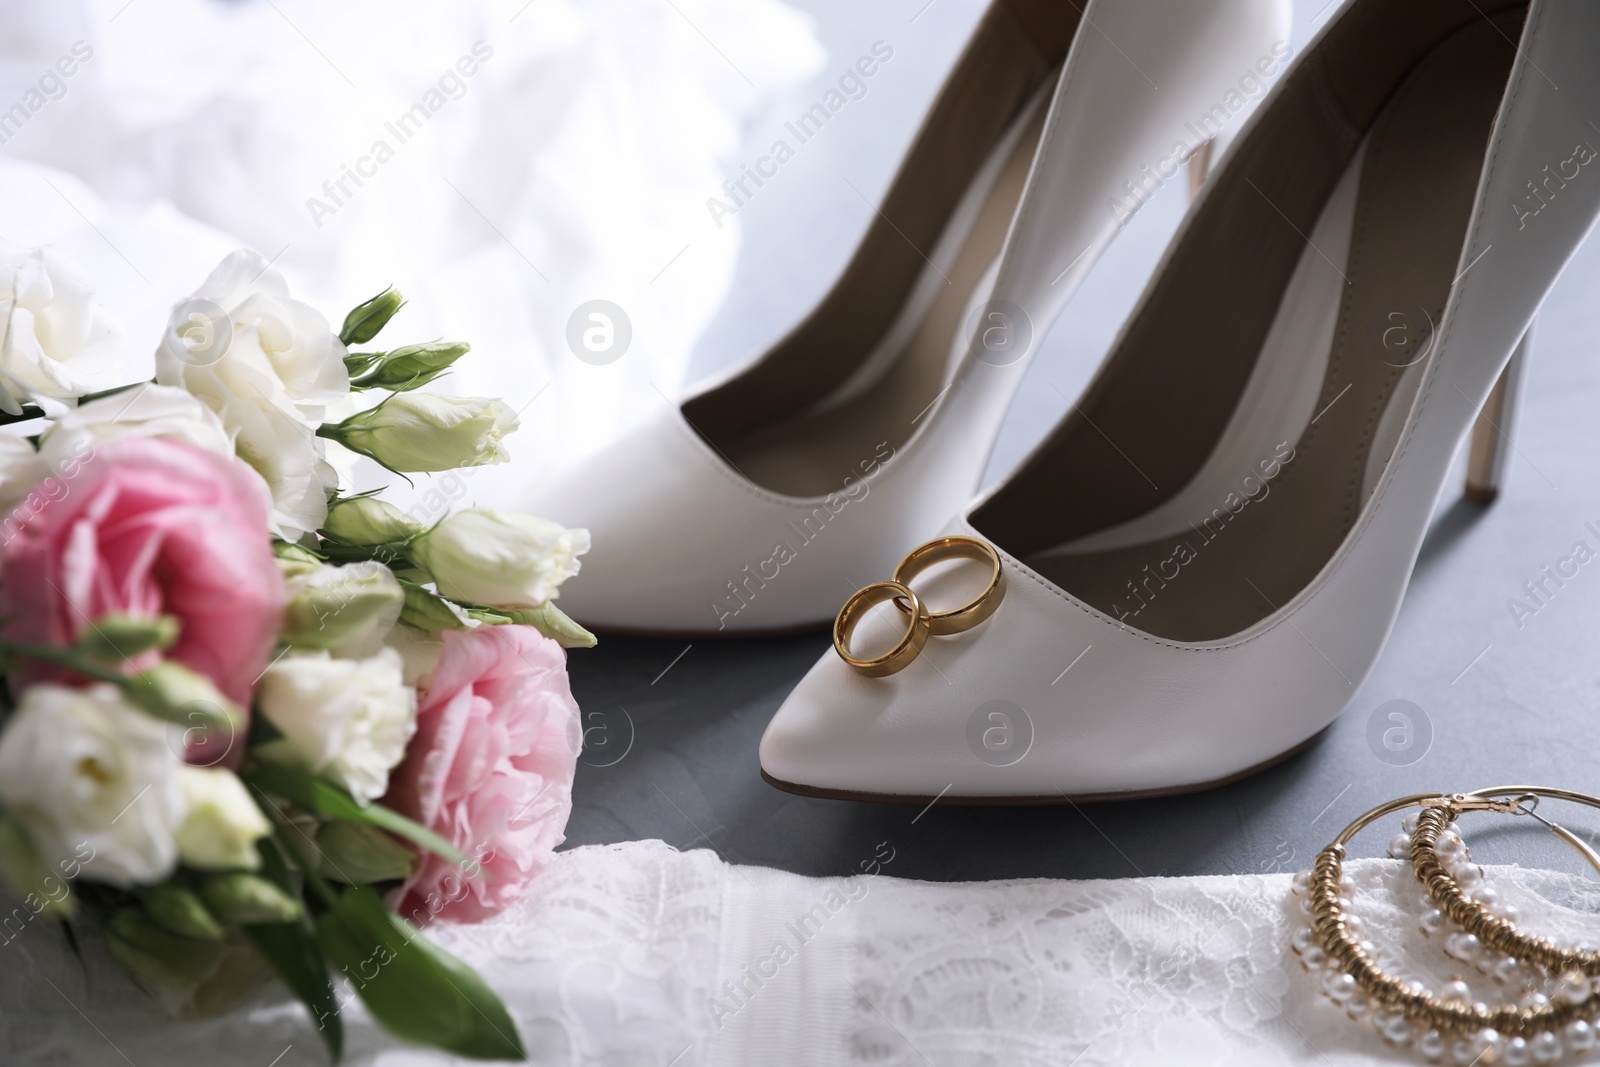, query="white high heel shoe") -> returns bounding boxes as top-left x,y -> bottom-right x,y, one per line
761,0 -> 1600,801
525,0 -> 1290,634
